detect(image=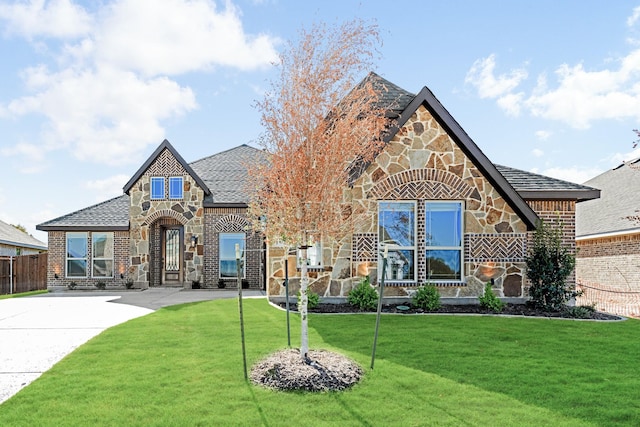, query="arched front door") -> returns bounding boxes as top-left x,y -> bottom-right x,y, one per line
161,226 -> 183,285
